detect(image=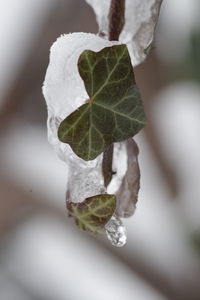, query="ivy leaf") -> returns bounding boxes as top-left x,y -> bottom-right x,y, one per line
67,194 -> 116,234
58,44 -> 146,160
